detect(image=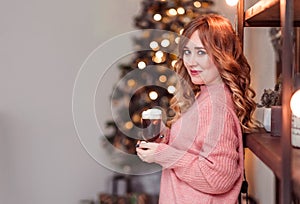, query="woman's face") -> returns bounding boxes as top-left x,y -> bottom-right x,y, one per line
183,31 -> 222,86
